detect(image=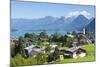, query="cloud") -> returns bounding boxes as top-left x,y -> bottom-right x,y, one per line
80,11 -> 91,17
66,11 -> 91,19
68,11 -> 79,17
